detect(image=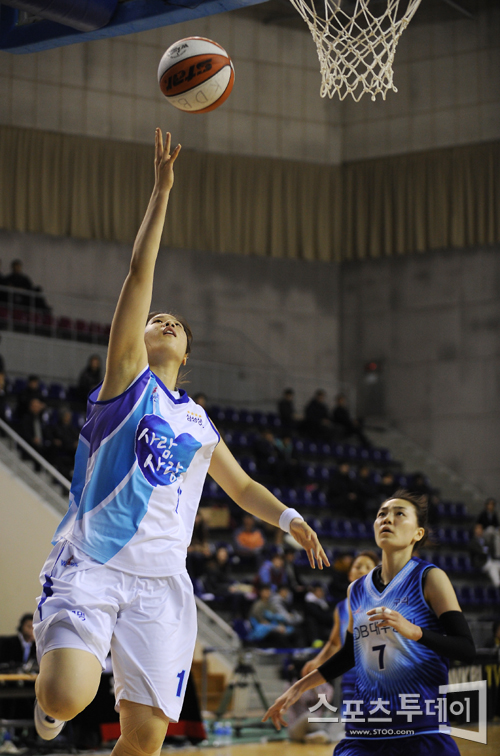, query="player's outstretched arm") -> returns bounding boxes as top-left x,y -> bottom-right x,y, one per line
262,670 -> 326,730
99,130 -> 181,401
208,439 -> 329,569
